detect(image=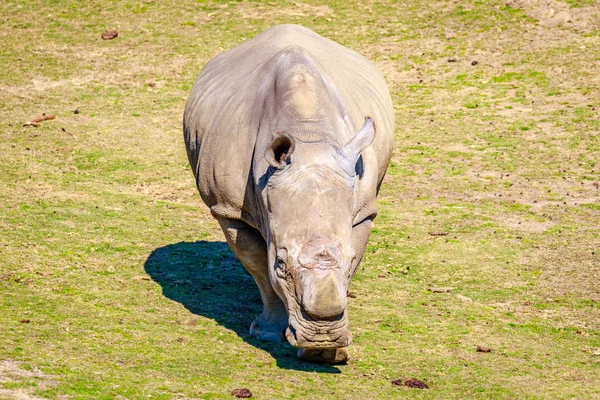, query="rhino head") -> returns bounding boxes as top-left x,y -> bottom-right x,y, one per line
257,117 -> 376,350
